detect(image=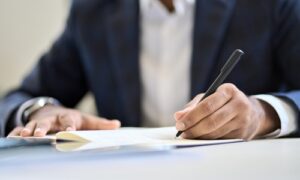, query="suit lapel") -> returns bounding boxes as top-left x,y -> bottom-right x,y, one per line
106,0 -> 141,126
191,0 -> 236,98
